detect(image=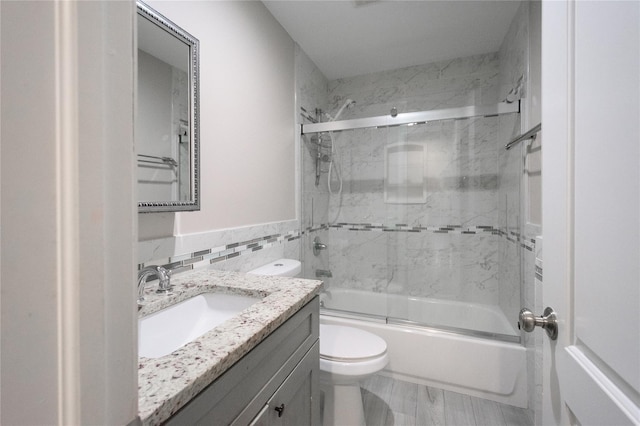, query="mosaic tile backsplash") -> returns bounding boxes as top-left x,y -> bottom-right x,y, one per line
139,227 -> 301,274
